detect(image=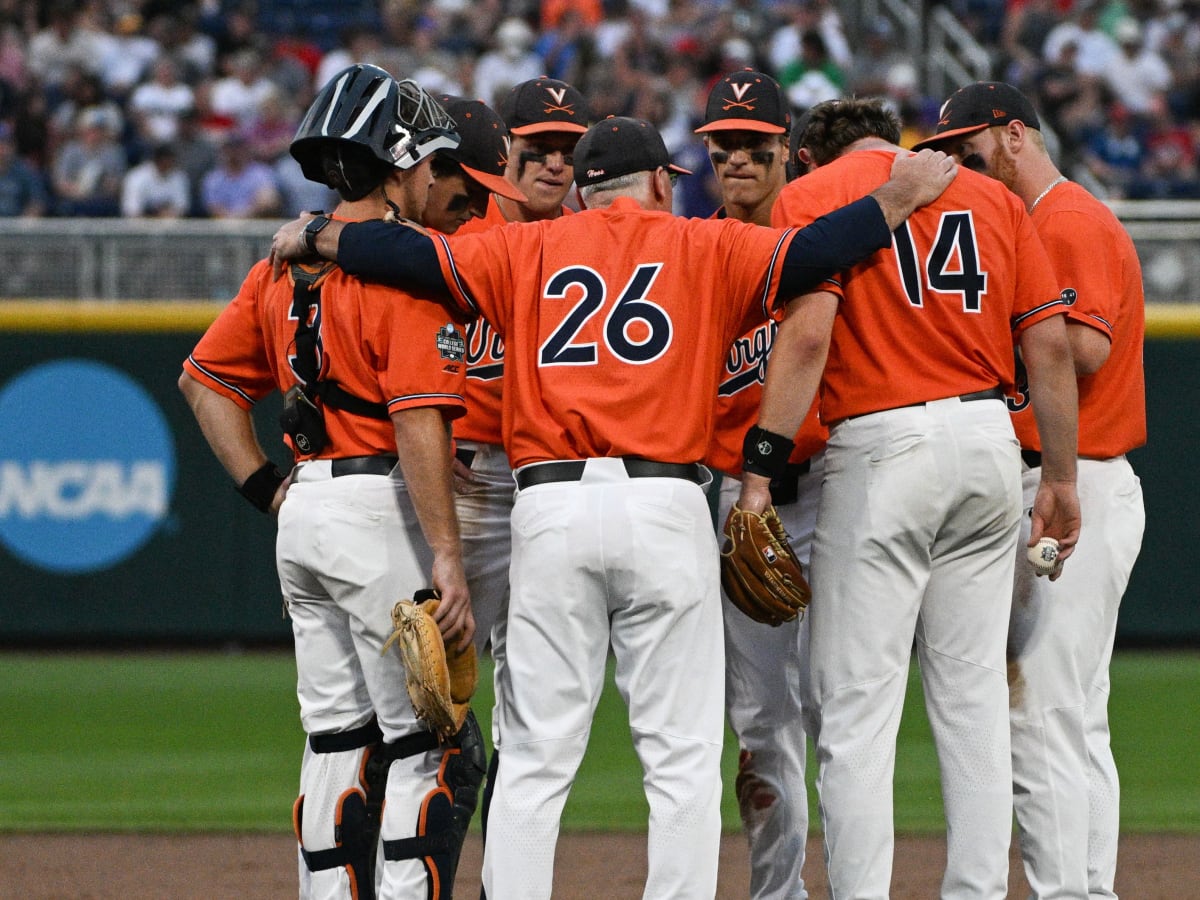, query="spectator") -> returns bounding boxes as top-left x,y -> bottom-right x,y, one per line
25,2 -> 105,103
208,48 -> 277,131
847,16 -> 909,98
472,17 -> 543,111
1000,0 -> 1068,87
273,151 -> 338,218
150,9 -> 217,83
47,68 -> 123,158
120,142 -> 189,217
1080,102 -> 1146,197
1131,104 -> 1200,199
171,109 -> 219,217
241,90 -> 298,166
200,131 -> 281,218
1042,0 -> 1118,78
779,30 -> 845,111
768,0 -> 852,75
127,57 -> 195,148
0,121 -> 48,217
50,106 -> 127,216
1103,17 -> 1172,118
94,10 -> 161,101
533,8 -> 596,84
